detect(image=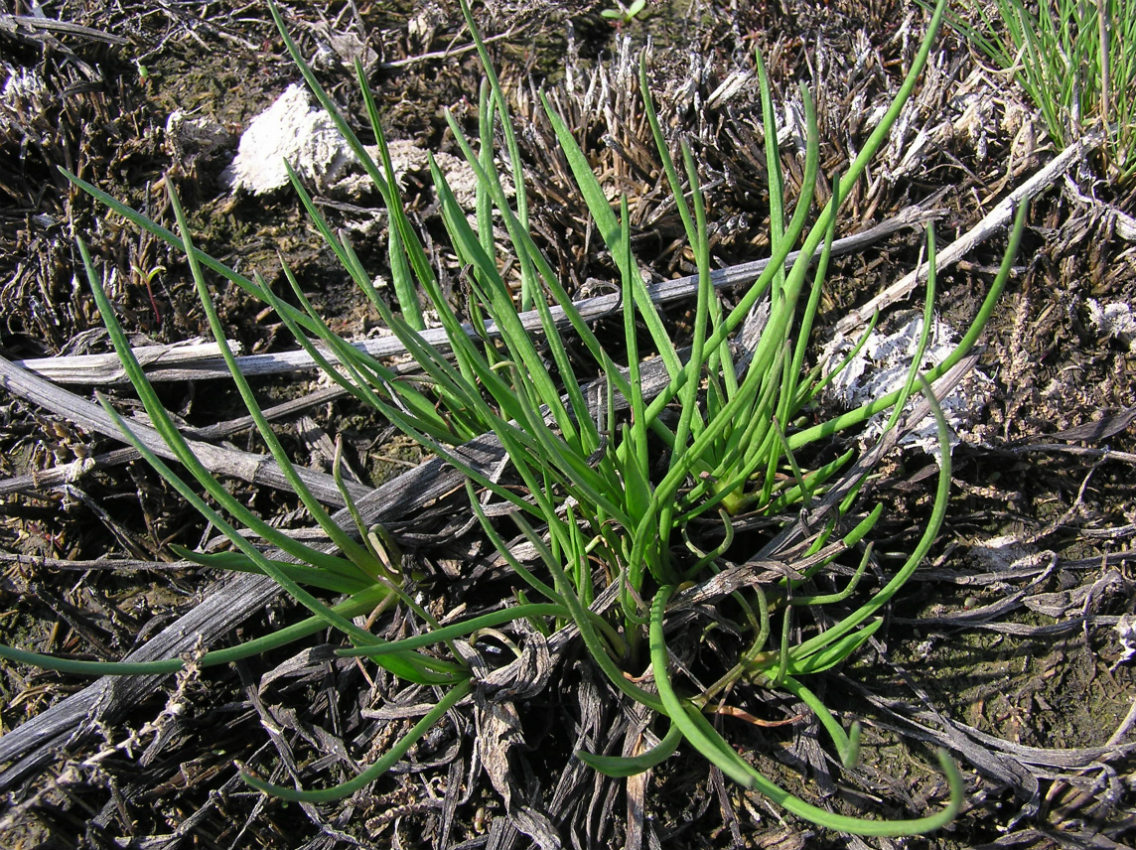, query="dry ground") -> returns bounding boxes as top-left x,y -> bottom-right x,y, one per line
1,1 -> 1135,848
